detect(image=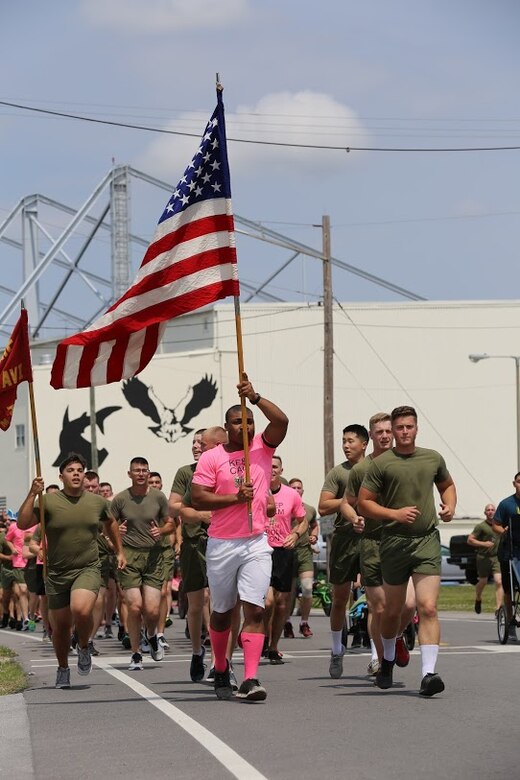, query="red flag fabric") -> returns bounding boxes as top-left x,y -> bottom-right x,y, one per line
50,93 -> 239,390
0,309 -> 33,431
